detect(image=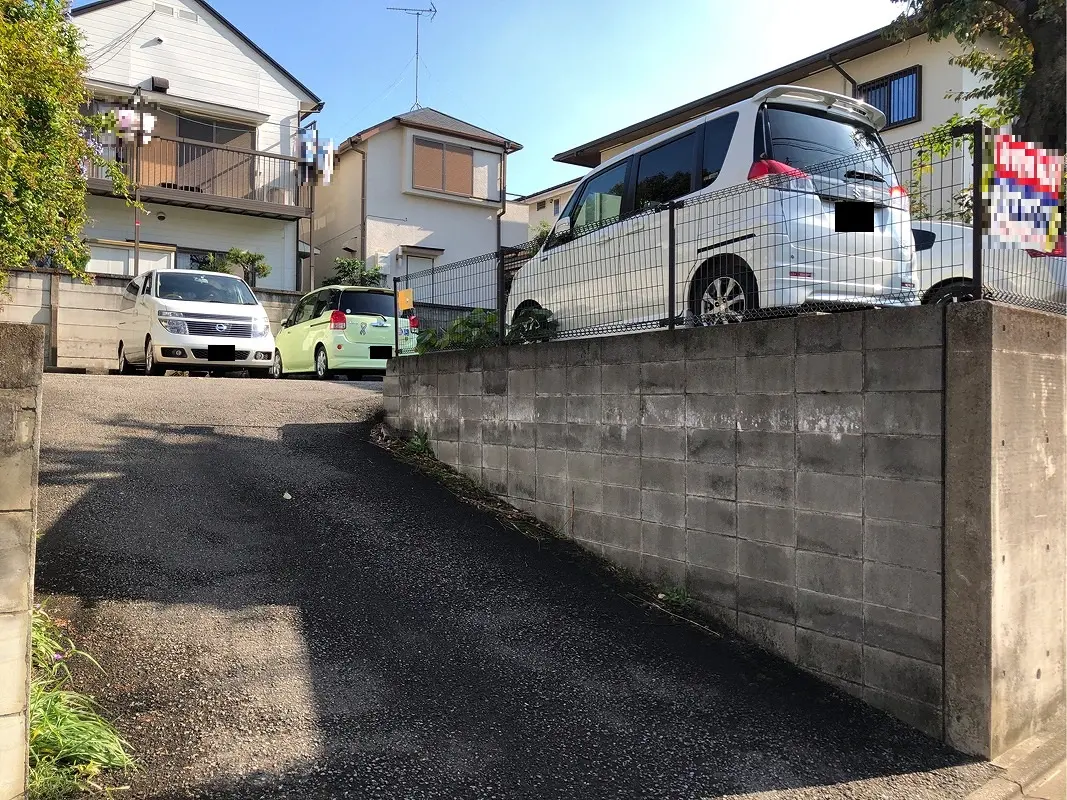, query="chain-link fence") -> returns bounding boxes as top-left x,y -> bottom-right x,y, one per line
394,126 -> 1064,352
